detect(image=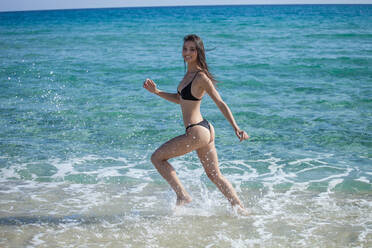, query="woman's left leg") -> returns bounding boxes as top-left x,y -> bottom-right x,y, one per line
151,127 -> 210,205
